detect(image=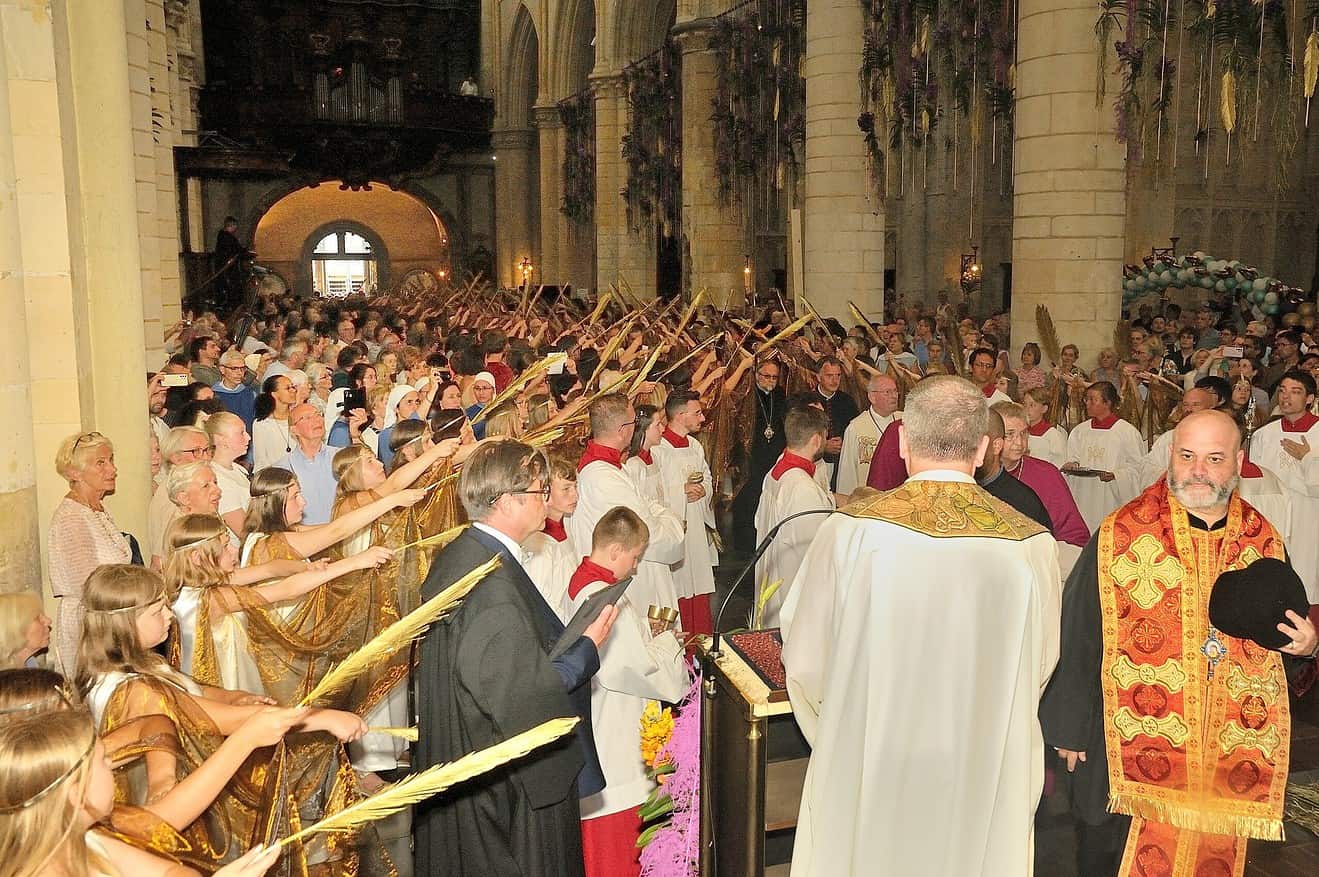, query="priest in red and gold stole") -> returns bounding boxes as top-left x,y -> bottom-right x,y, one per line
1042,409 -> 1319,877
